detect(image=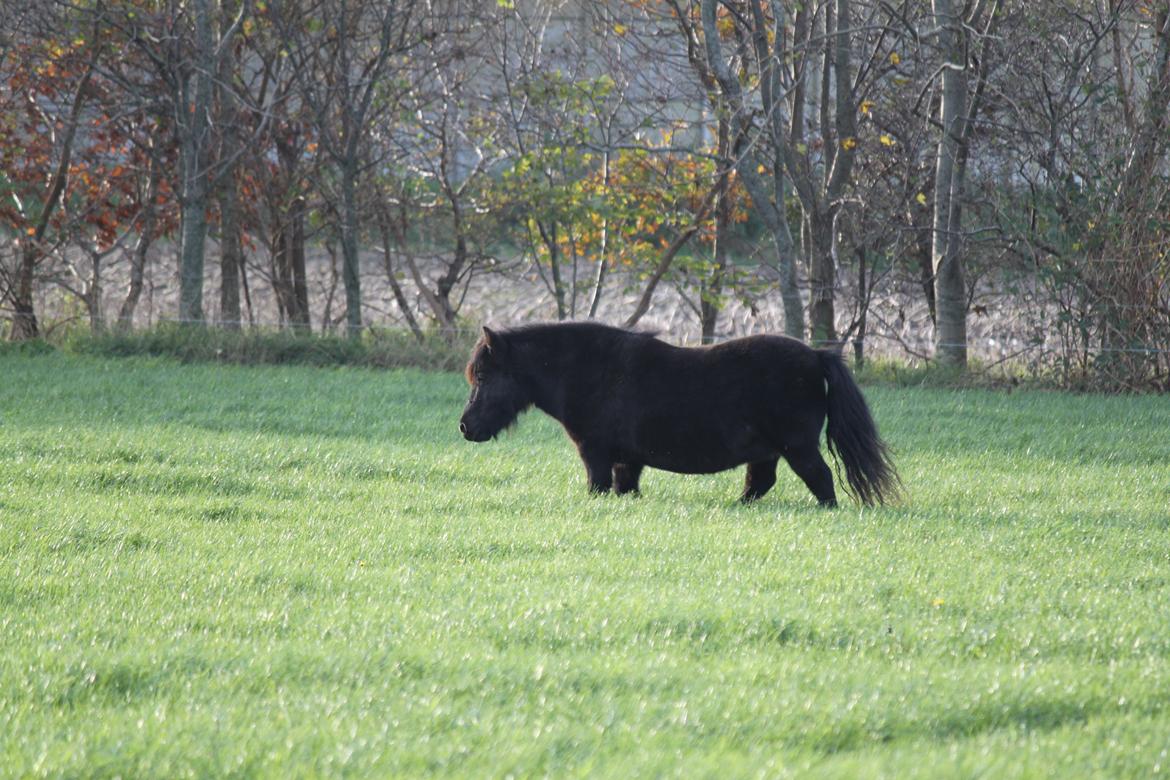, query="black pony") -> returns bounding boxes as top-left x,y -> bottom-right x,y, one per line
459,322 -> 899,507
